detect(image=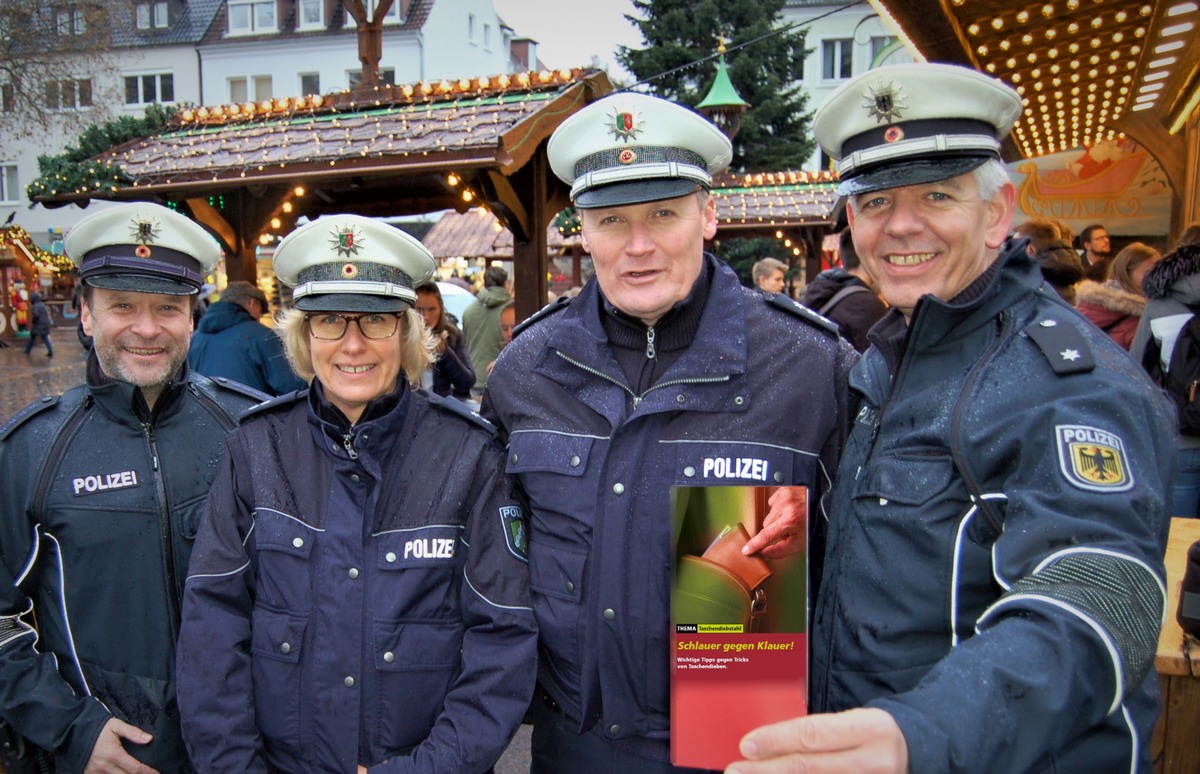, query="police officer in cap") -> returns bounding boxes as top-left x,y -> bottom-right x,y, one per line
730,63 -> 1175,773
482,92 -> 857,771
177,215 -> 536,773
0,203 -> 265,773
